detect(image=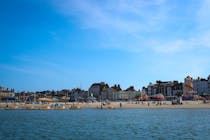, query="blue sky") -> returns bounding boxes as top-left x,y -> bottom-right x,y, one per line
1,0 -> 210,91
